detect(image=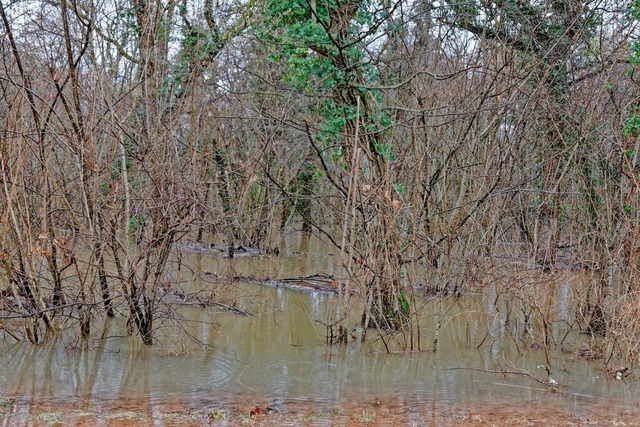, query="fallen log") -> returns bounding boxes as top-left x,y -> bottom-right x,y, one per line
203,272 -> 357,295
